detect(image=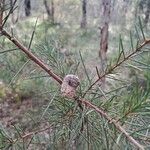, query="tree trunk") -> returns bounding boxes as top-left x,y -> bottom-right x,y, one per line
81,0 -> 87,28
99,0 -> 111,85
24,0 -> 31,17
144,0 -> 150,27
0,0 -> 4,28
44,0 -> 54,23
51,0 -> 54,23
122,0 -> 129,25
44,0 -> 50,16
